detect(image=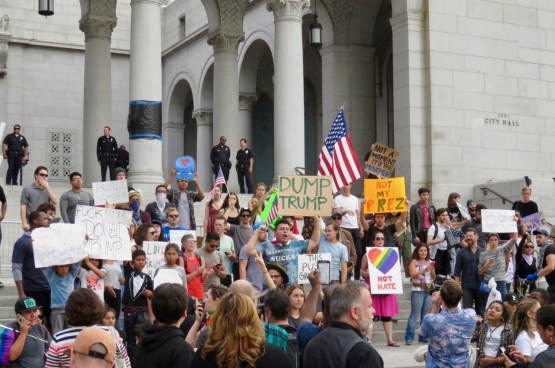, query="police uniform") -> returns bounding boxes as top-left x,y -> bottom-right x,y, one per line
116,147 -> 129,172
236,147 -> 254,194
96,135 -> 118,181
210,143 -> 231,193
3,133 -> 28,185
